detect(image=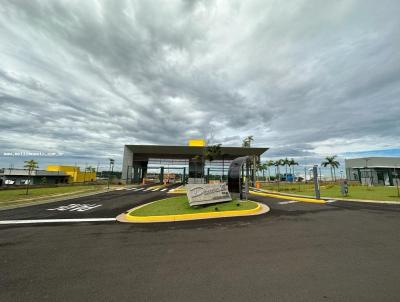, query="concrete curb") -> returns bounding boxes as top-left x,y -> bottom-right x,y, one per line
250,189 -> 325,204
252,188 -> 400,205
117,200 -> 270,223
